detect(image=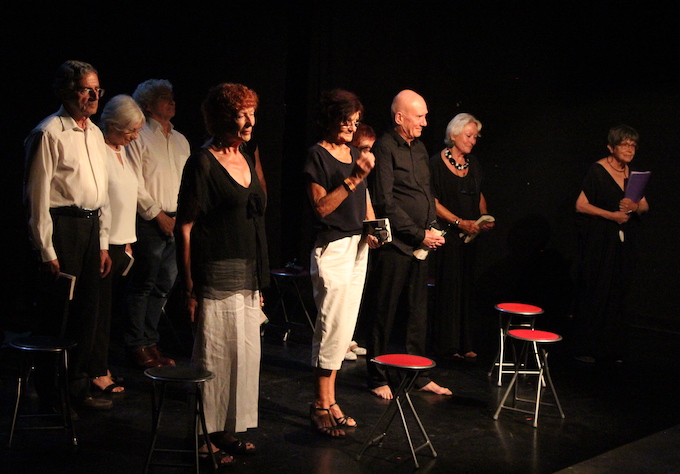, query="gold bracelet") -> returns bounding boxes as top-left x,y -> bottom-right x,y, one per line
343,178 -> 356,193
